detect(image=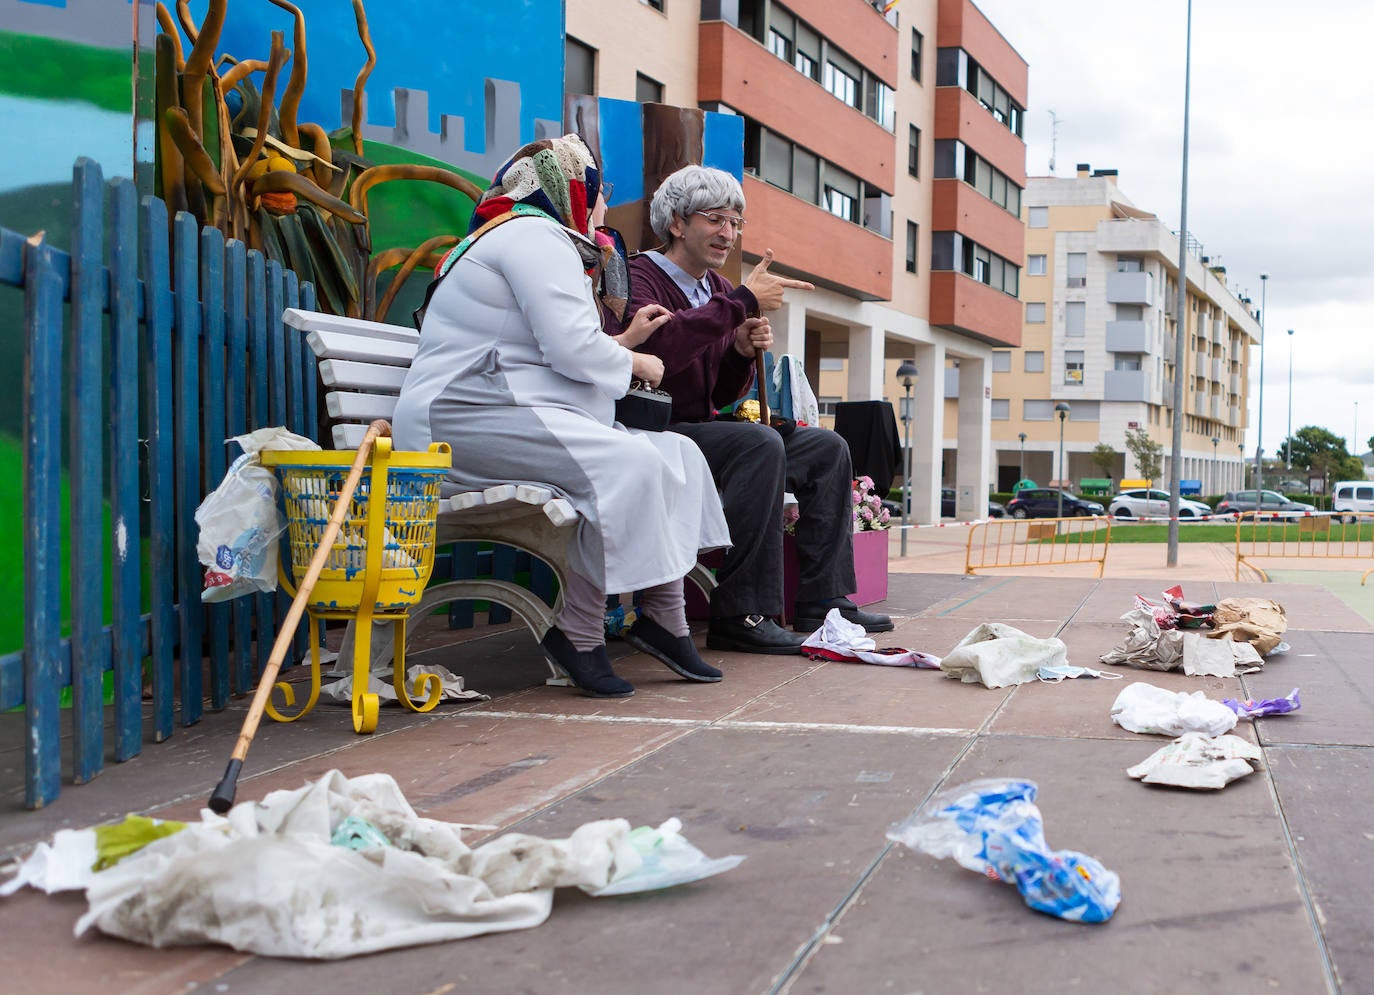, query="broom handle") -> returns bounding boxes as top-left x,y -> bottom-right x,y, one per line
209,419 -> 390,813
754,348 -> 769,427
